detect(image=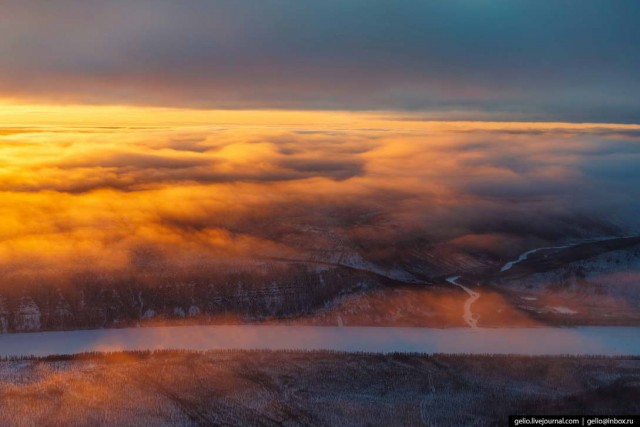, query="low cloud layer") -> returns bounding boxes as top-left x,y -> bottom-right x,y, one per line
1,118 -> 639,287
